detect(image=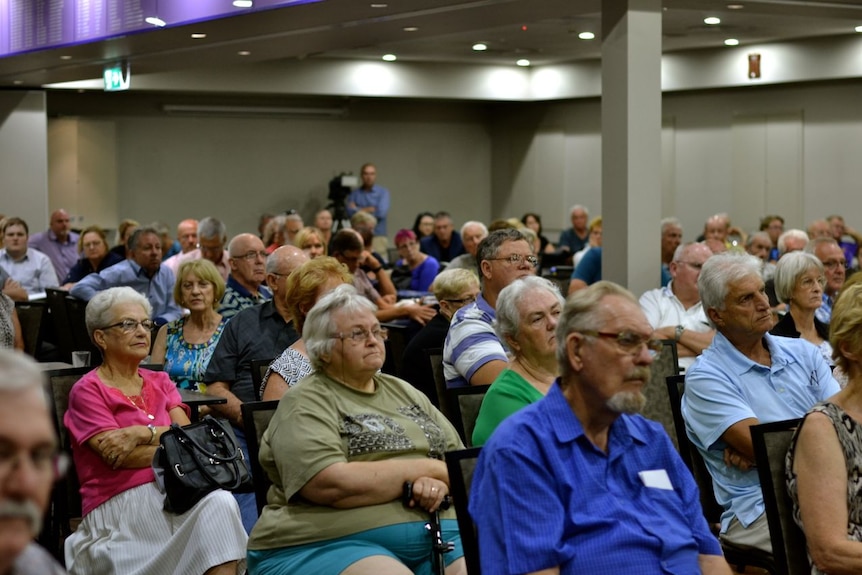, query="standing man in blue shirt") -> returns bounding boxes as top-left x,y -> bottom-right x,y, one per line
347,162 -> 390,240
471,281 -> 730,574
